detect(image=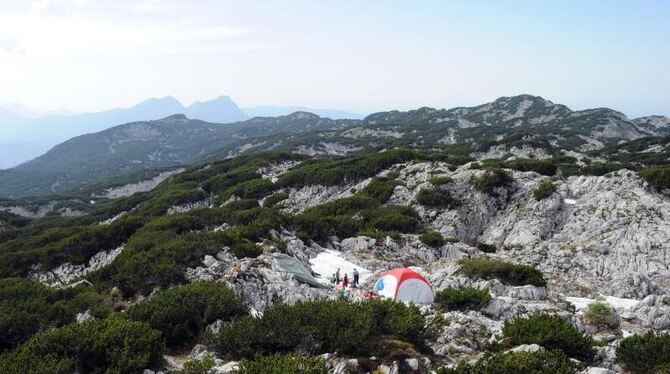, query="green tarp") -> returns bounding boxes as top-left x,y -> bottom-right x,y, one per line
271,253 -> 328,288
